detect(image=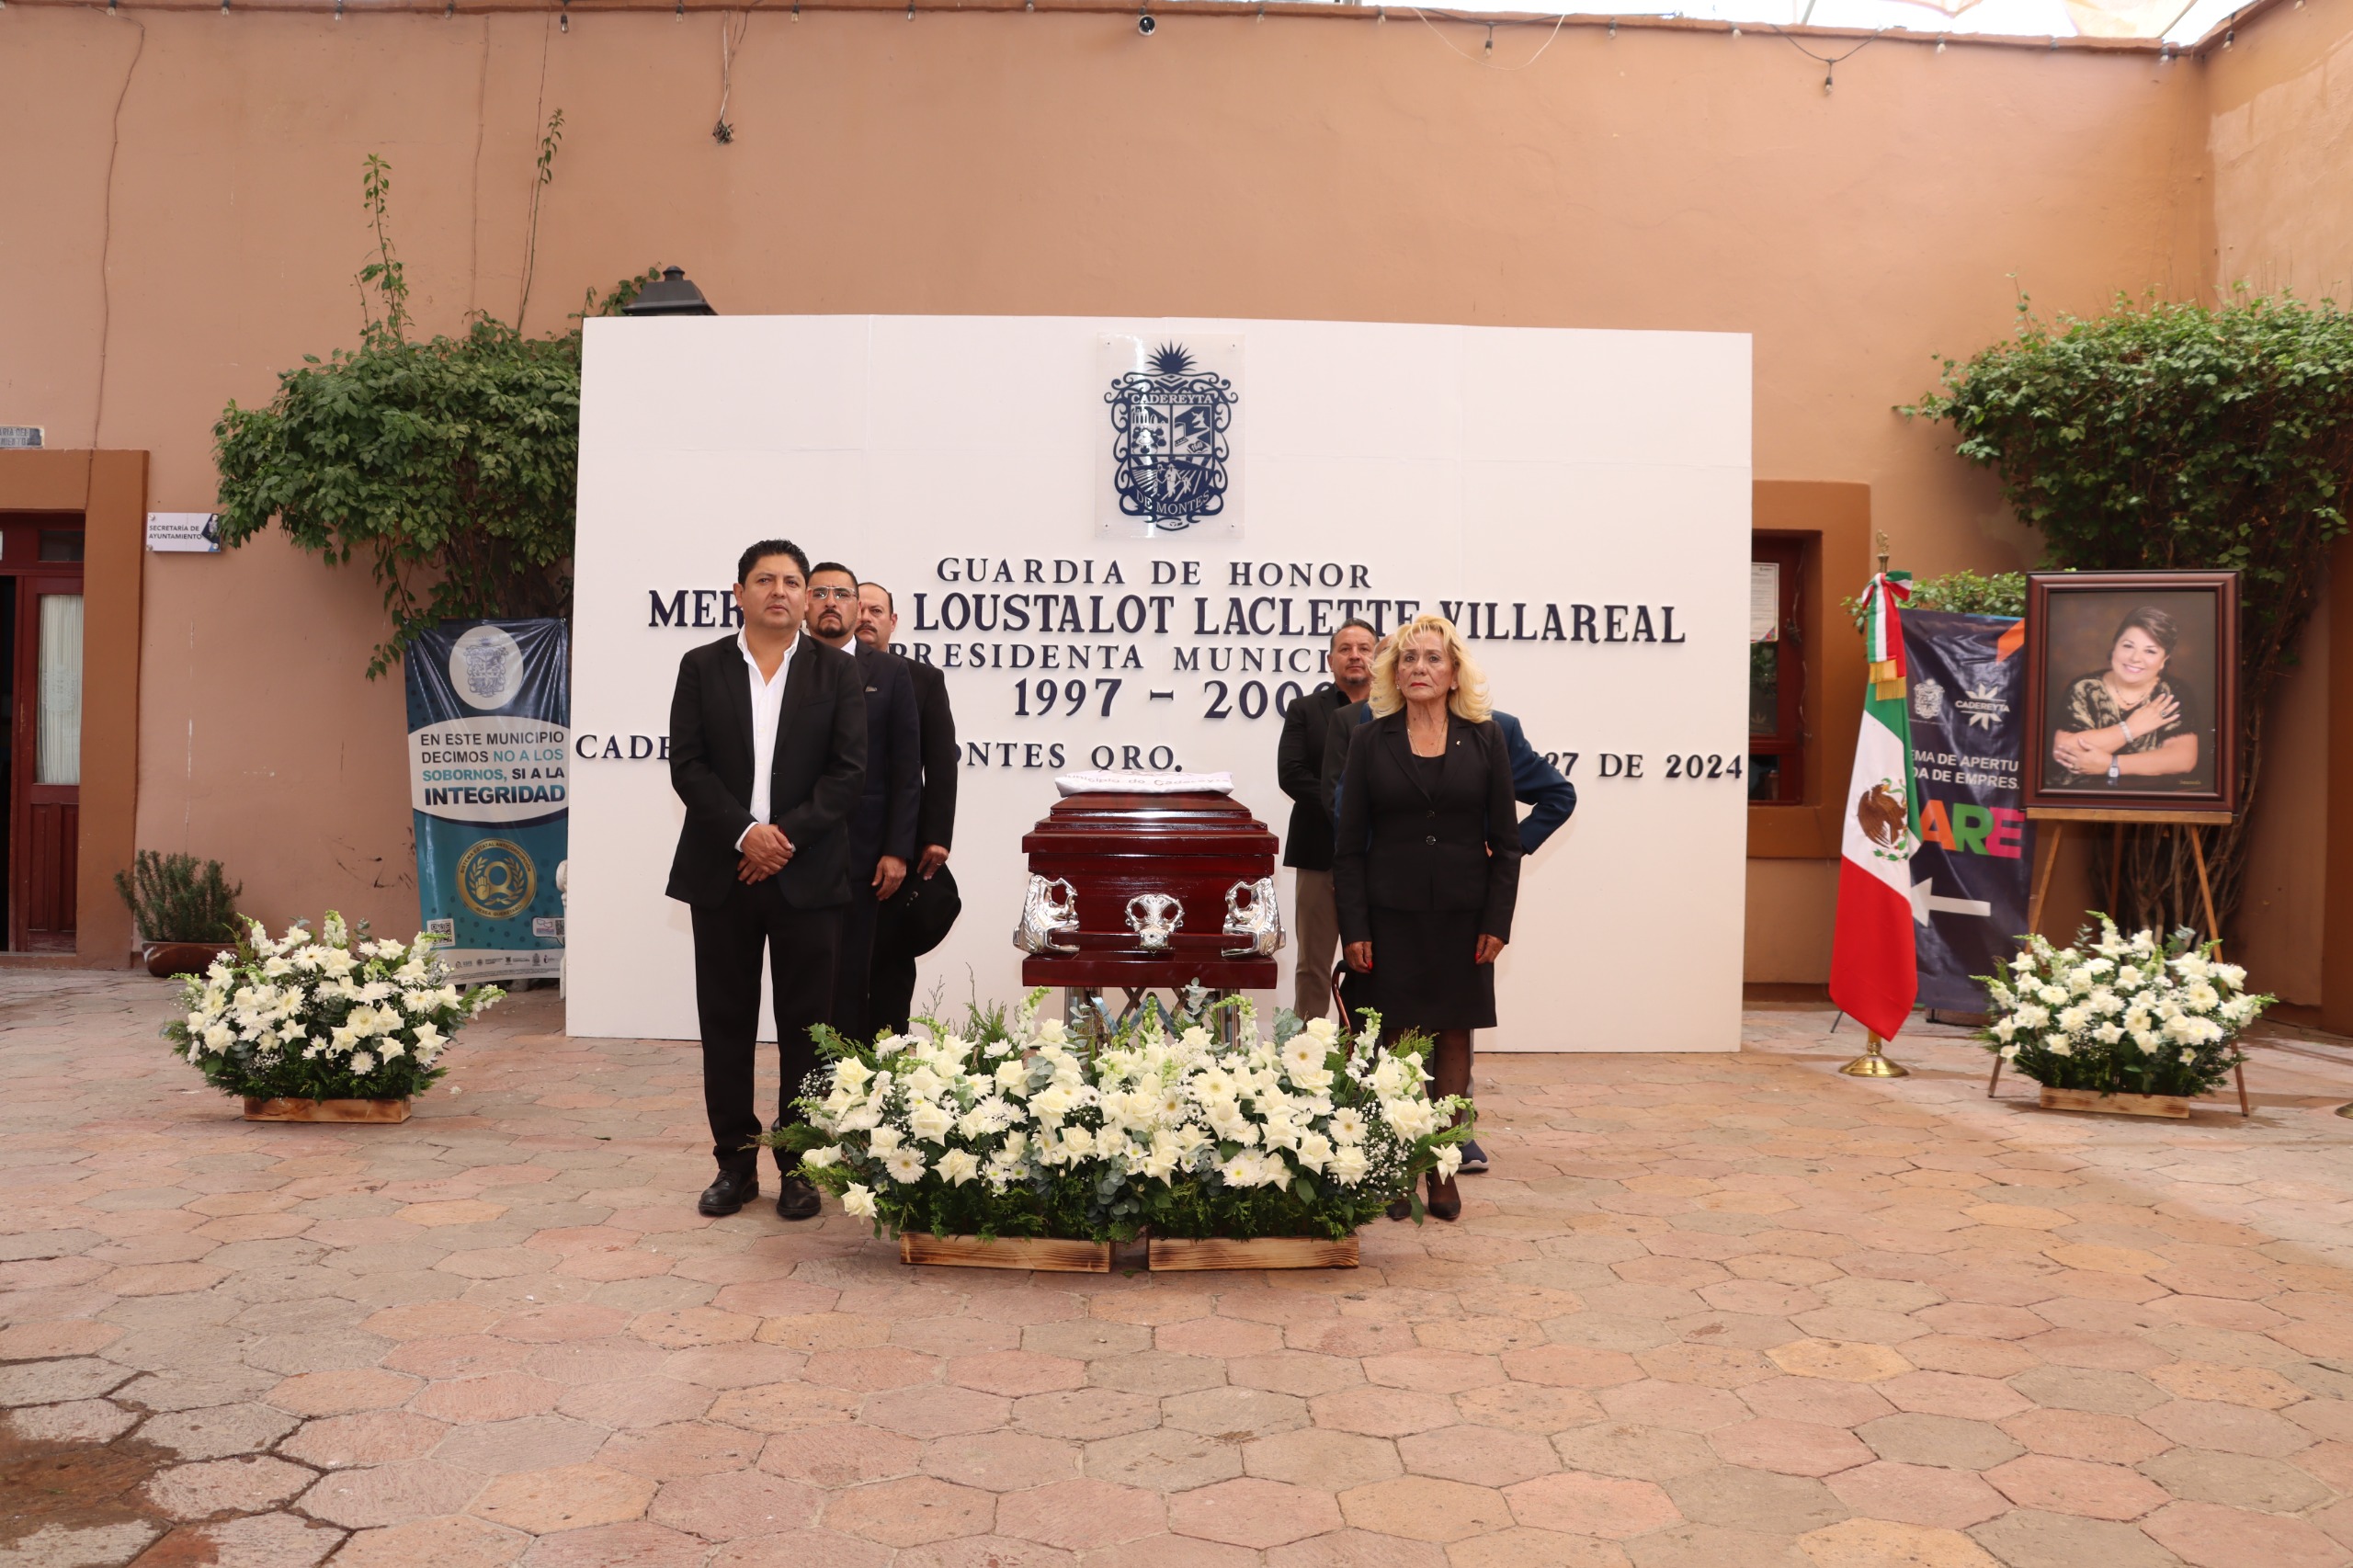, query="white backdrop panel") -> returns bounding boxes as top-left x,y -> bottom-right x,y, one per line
570,316 -> 1750,1051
